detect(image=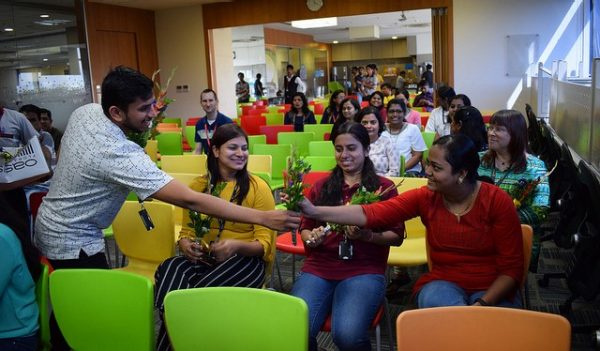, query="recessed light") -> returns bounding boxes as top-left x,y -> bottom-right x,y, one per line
333,40 -> 339,44
4,28 -> 14,32
392,36 -> 398,40
40,14 -> 50,18
43,58 -> 48,61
